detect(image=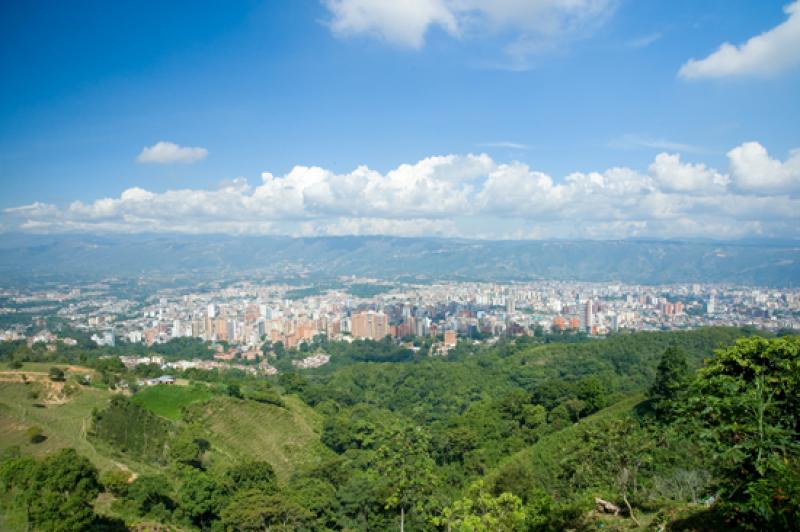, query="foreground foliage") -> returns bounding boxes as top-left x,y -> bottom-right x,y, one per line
1,328 -> 797,530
